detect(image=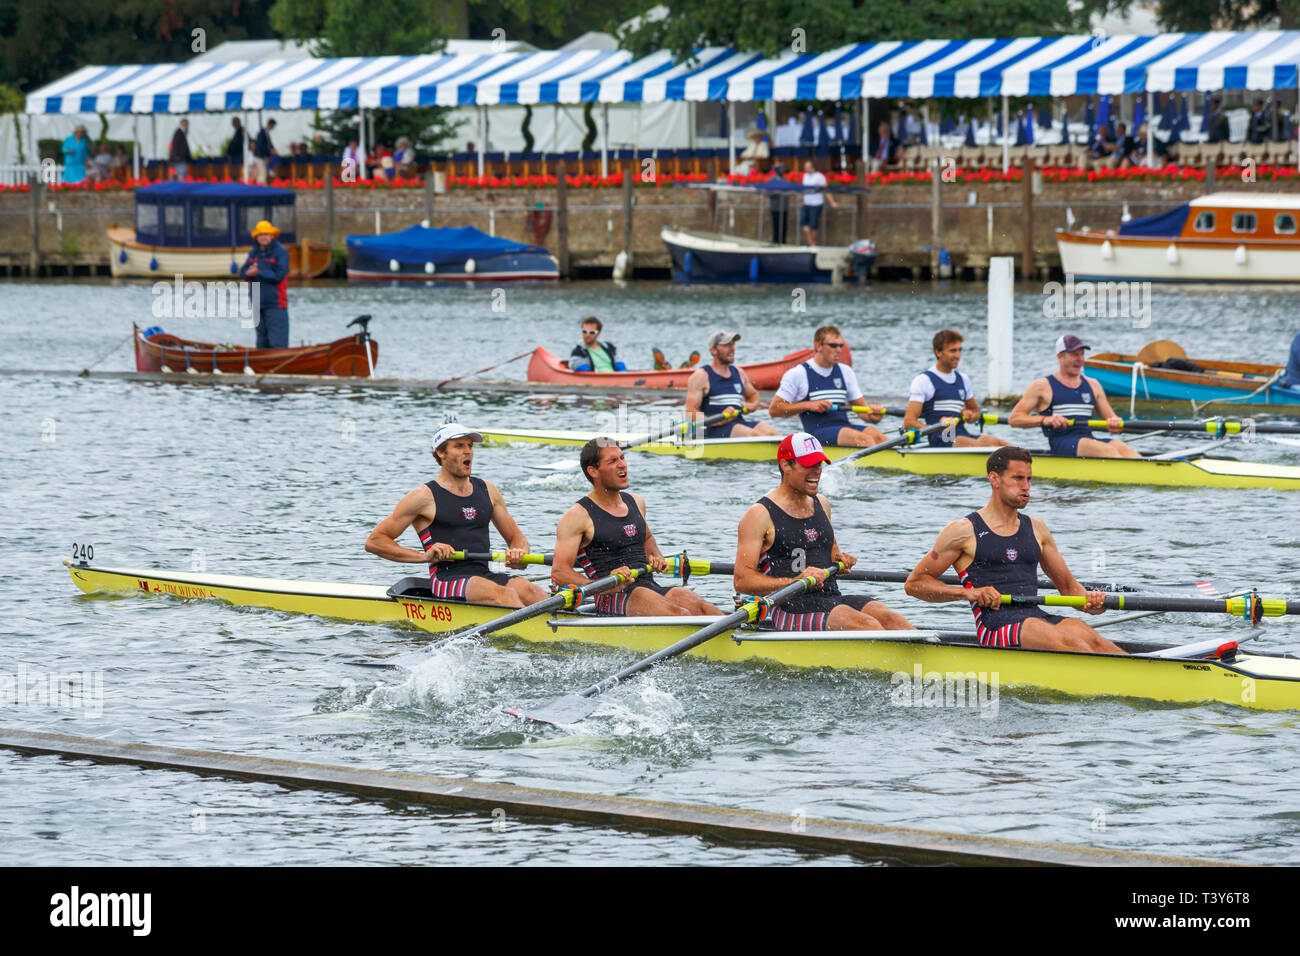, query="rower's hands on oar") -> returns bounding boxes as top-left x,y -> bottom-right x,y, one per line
502,547 -> 528,569
424,542 -> 456,563
966,585 -> 1003,608
1041,413 -> 1070,429
1081,589 -> 1107,614
1104,416 -> 1124,433
609,565 -> 637,590
646,554 -> 672,575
